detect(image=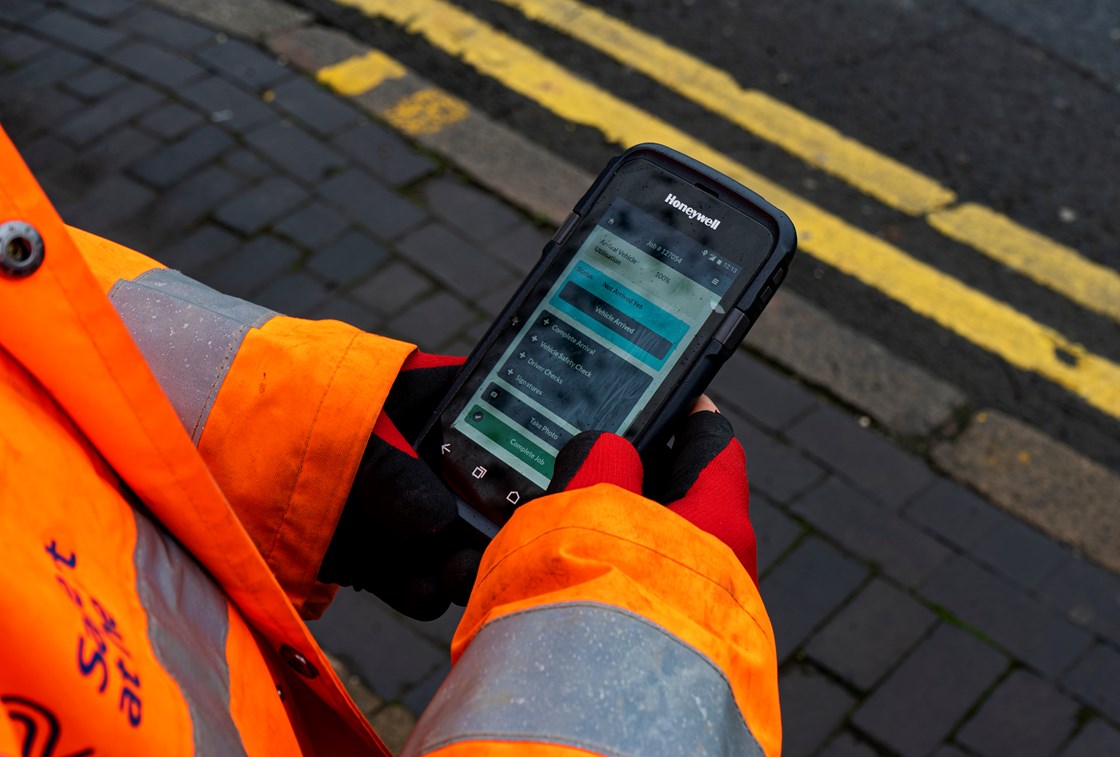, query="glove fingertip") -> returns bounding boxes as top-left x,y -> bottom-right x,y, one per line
549,431 -> 643,495
402,350 -> 467,371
